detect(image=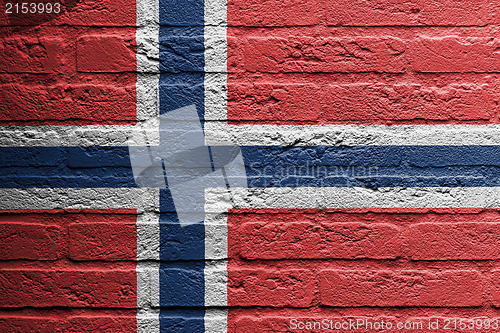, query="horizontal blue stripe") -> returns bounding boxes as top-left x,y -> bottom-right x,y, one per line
1,146 -> 500,188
